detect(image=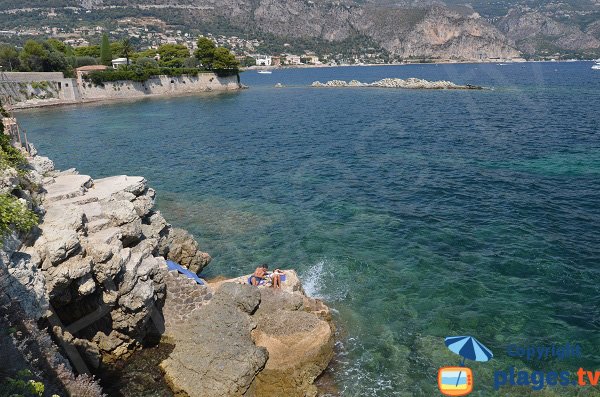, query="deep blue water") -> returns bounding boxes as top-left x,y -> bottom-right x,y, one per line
18,62 -> 600,396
